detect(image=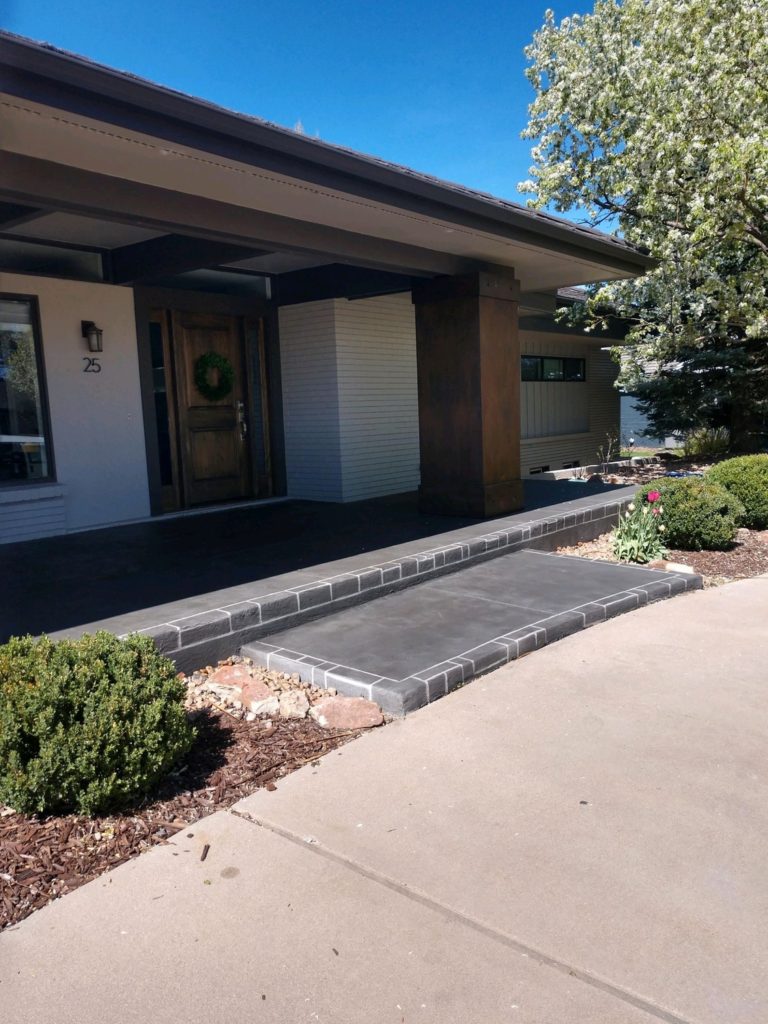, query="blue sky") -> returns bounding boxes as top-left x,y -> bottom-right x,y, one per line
1,0 -> 592,208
